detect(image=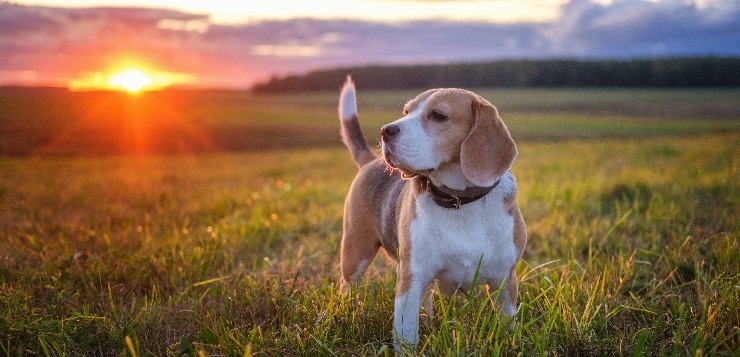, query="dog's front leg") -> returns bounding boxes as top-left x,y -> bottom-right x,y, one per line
500,266 -> 519,316
393,273 -> 430,350
485,267 -> 519,317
